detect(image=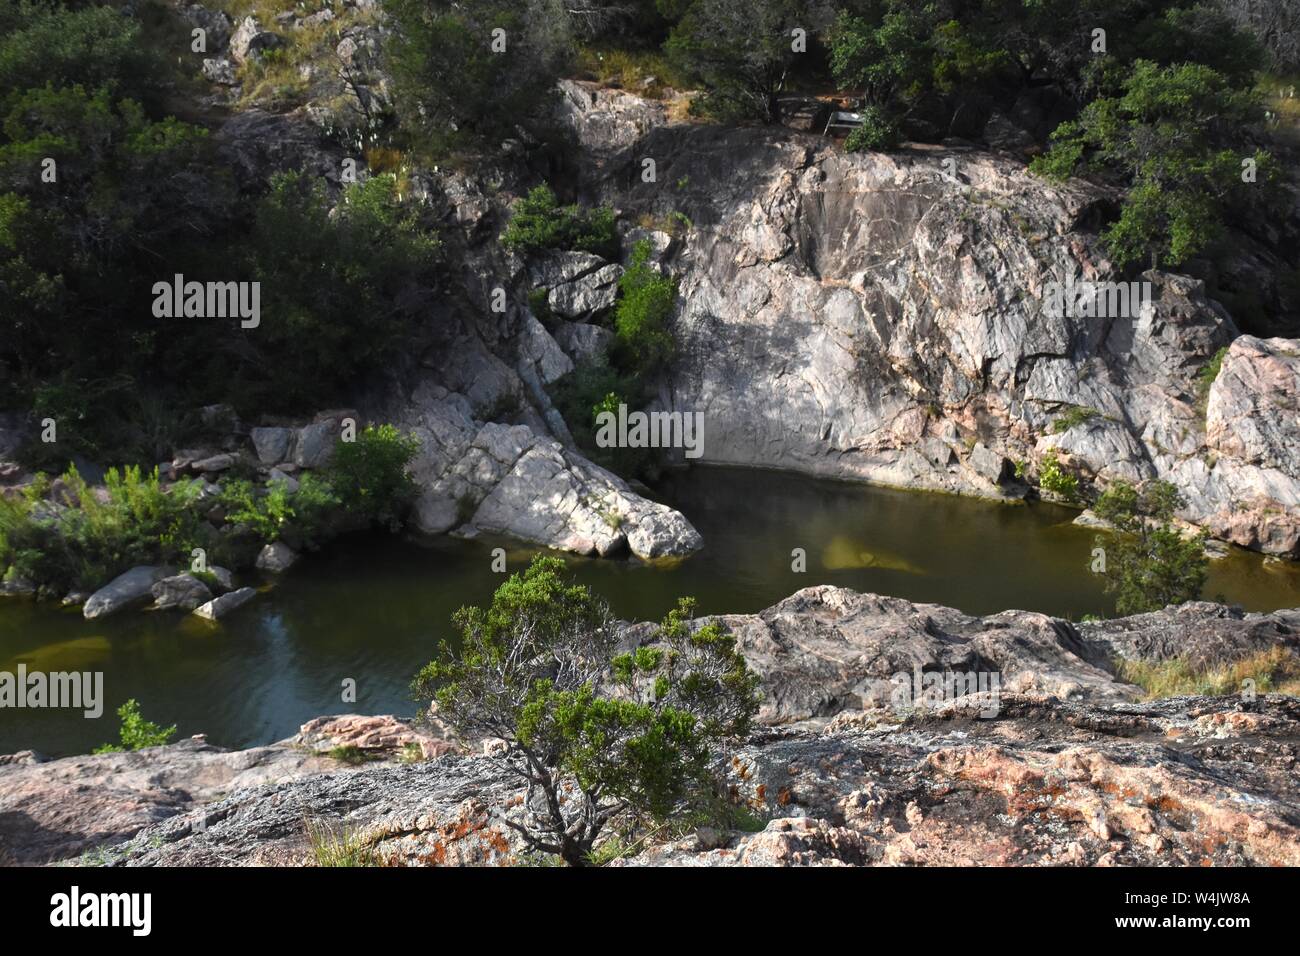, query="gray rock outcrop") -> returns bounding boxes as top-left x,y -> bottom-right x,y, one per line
83,566 -> 174,620
554,80 -> 1300,558
7,594 -> 1298,866
193,586 -> 257,620
151,573 -> 214,612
